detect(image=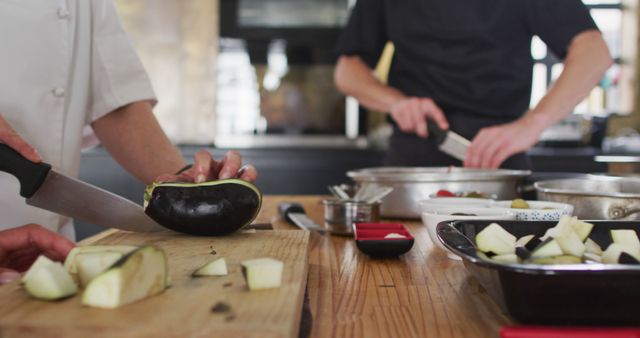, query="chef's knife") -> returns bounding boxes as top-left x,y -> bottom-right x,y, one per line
0,144 -> 166,233
428,123 -> 470,161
